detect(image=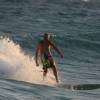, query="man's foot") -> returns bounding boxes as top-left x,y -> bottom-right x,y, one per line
56,78 -> 59,83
